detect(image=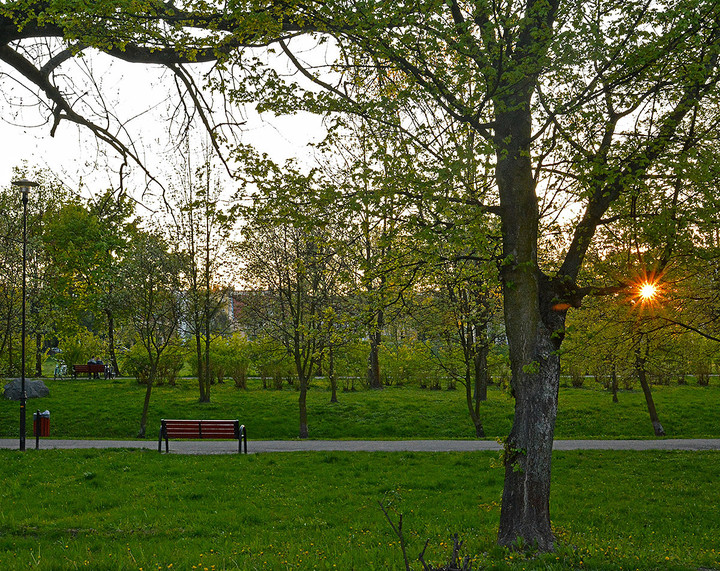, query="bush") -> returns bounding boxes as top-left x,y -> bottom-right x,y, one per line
121,343 -> 152,385
58,329 -> 105,369
217,334 -> 252,389
380,338 -> 440,388
0,335 -> 36,377
249,336 -> 294,390
121,339 -> 185,386
569,366 -> 585,388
